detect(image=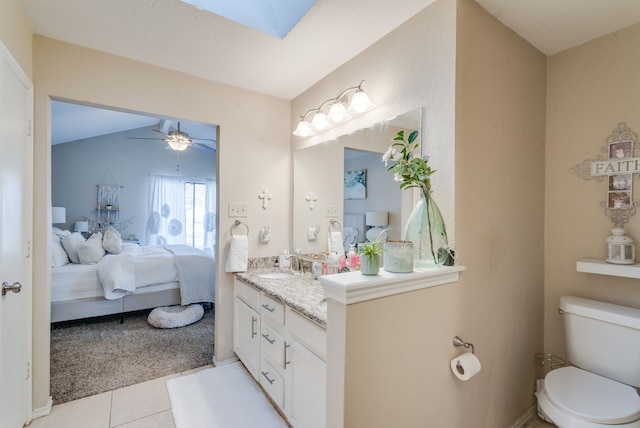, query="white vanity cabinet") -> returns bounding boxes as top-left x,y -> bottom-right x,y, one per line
285,308 -> 327,428
233,280 -> 261,380
233,278 -> 327,428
